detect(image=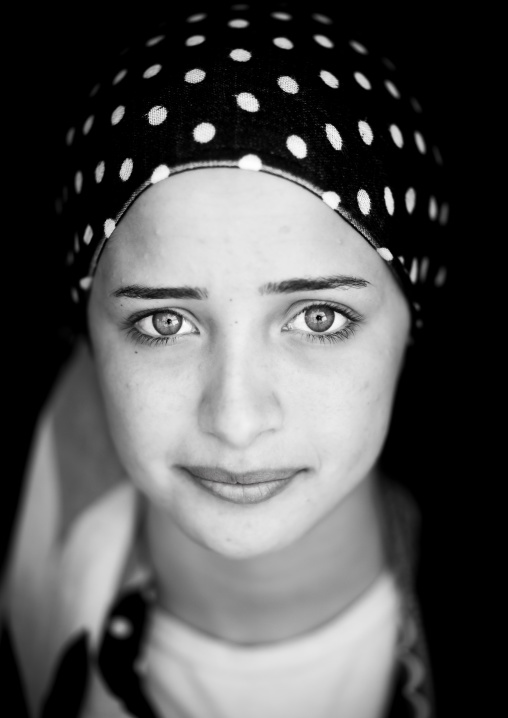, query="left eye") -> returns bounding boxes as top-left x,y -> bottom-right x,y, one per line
136,310 -> 197,338
286,305 -> 348,335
